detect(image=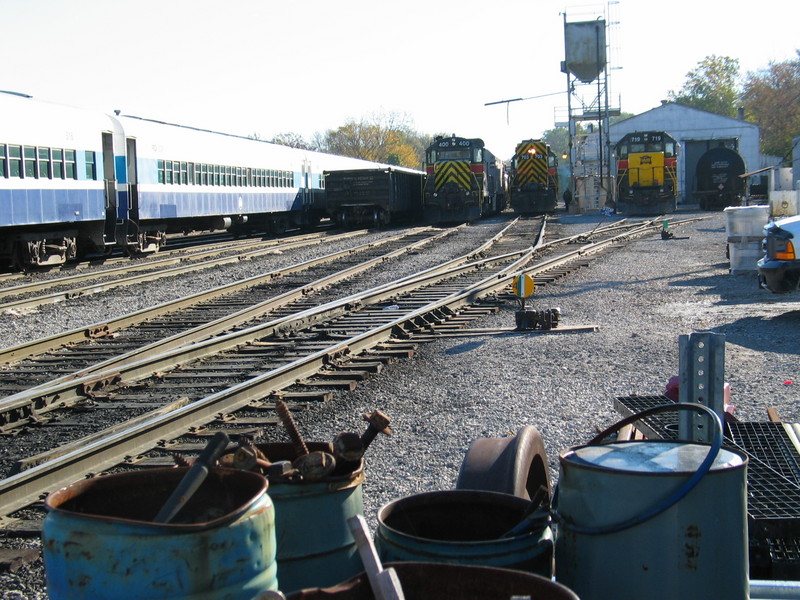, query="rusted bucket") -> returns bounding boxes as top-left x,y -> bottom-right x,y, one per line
286,561 -> 579,599
375,489 -> 553,577
253,442 -> 366,595
42,467 -> 277,600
